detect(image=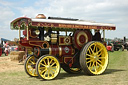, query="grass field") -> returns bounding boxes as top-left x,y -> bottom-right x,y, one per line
0,51 -> 128,85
